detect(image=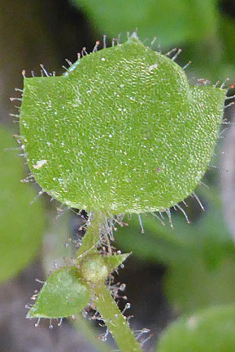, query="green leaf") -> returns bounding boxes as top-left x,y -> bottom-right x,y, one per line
157,304 -> 235,352
27,266 -> 90,318
0,126 -> 45,283
19,36 -> 226,215
104,253 -> 130,273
